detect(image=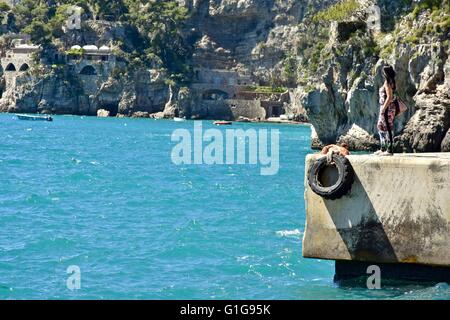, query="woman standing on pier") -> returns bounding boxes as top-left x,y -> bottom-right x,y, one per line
375,65 -> 397,156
